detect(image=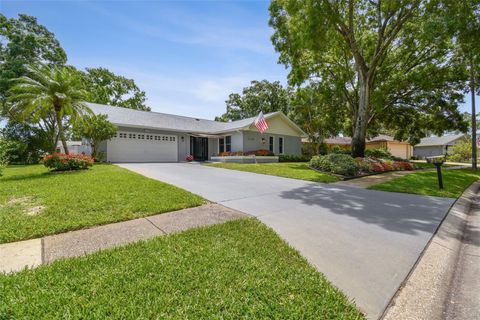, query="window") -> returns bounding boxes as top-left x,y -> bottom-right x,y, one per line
219,136 -> 231,153
278,137 -> 284,154
225,136 -> 231,152
219,138 -> 225,153
269,136 -> 274,152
